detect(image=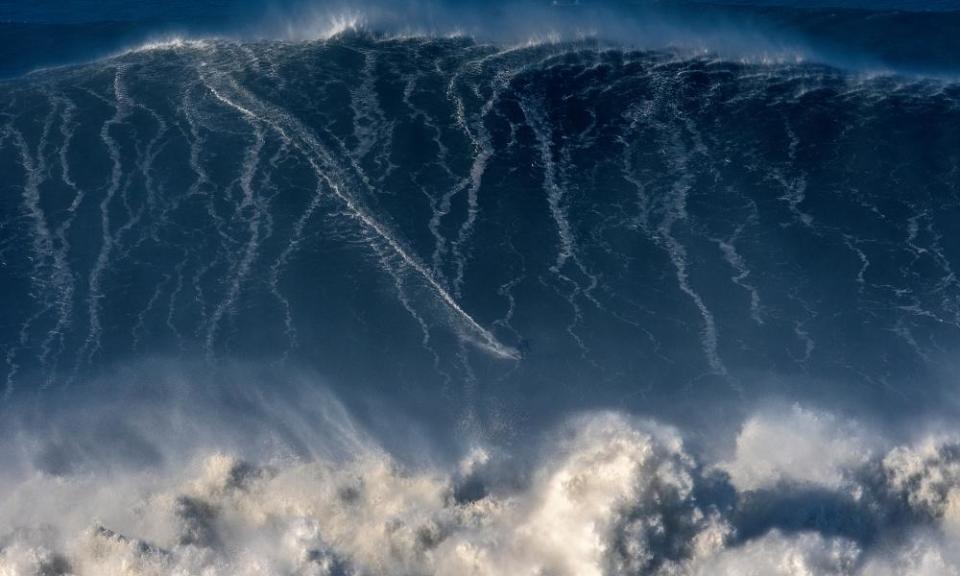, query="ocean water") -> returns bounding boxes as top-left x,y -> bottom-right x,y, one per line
2,1 -> 960,575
